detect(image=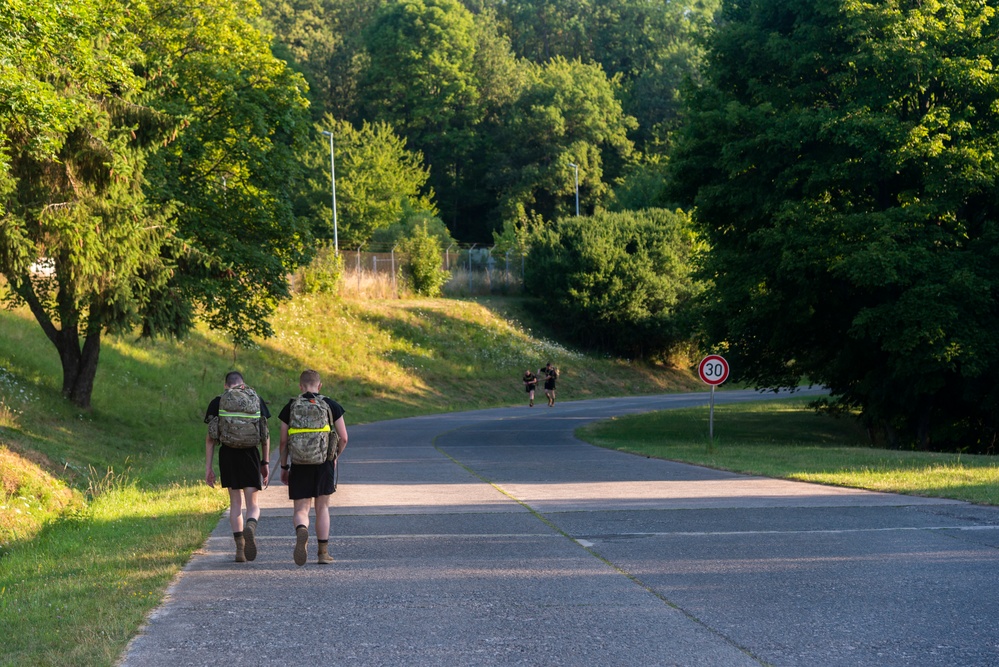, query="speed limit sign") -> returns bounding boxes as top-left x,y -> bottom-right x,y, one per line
698,355 -> 730,441
698,355 -> 729,386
